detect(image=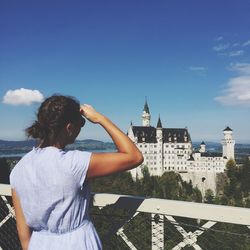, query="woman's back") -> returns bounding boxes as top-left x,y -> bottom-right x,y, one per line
10,147 -> 92,233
